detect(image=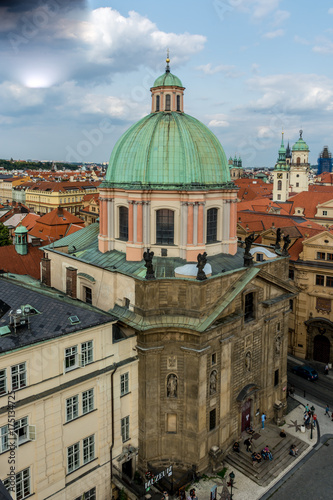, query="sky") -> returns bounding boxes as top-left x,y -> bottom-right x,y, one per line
1,0 -> 333,167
